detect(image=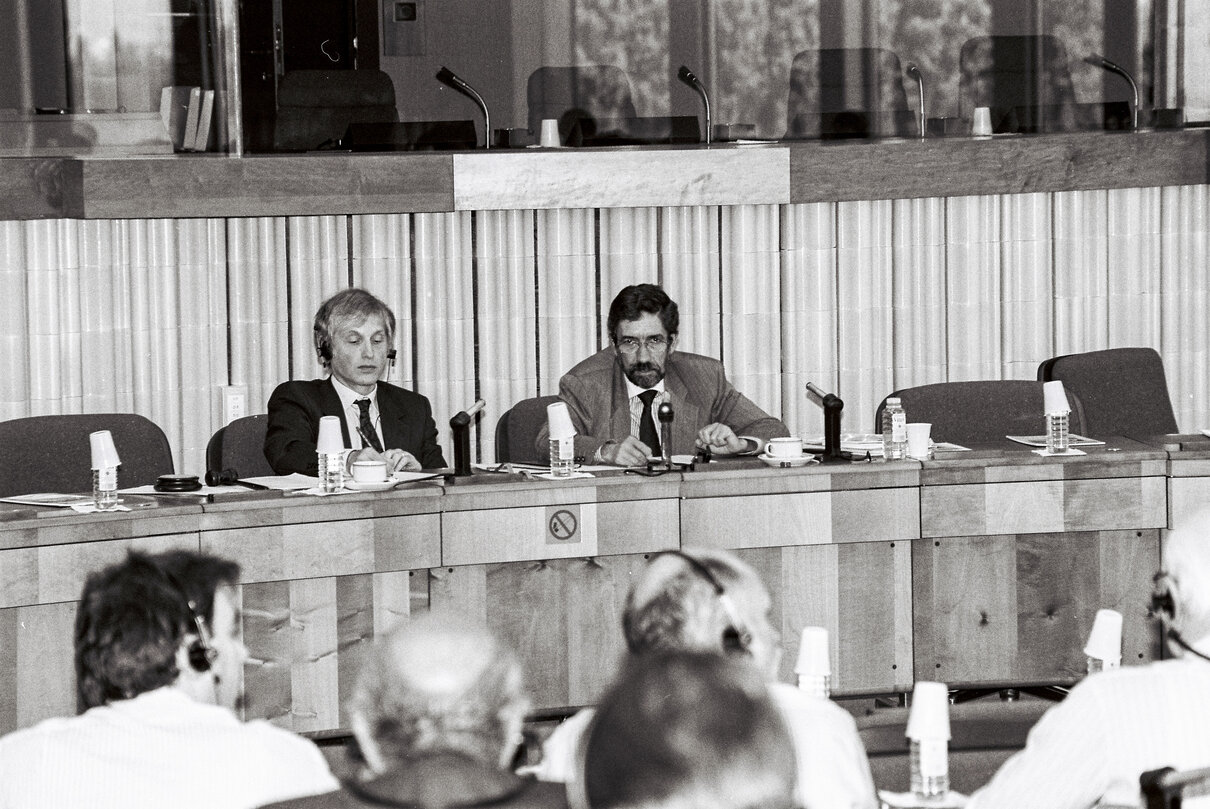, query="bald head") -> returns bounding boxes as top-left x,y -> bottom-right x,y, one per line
1162,506 -> 1210,643
350,613 -> 527,770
